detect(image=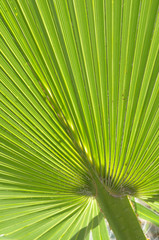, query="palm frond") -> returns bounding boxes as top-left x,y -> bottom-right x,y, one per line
1,0 -> 159,239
